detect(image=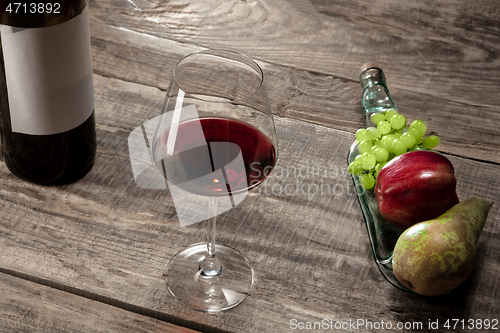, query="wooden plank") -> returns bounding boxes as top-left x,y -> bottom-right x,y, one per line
0,75 -> 498,332
87,0 -> 500,163
0,272 -> 200,333
90,0 -> 500,107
